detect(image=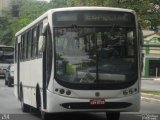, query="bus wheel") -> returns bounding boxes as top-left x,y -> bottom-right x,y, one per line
36,86 -> 48,120
5,80 -> 8,85
106,112 -> 120,120
36,86 -> 41,111
7,79 -> 12,87
20,88 -> 30,112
